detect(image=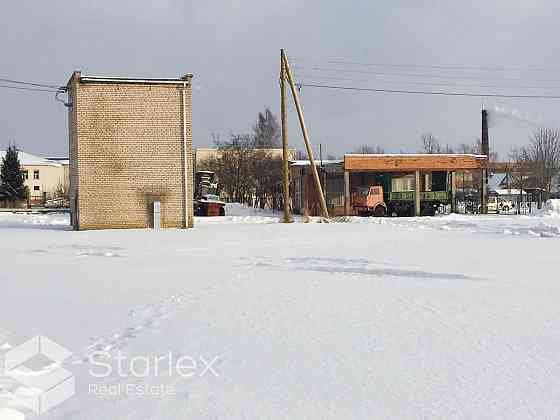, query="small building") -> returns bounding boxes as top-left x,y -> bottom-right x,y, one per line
0,150 -> 68,205
290,160 -> 345,216
291,153 -> 489,216
66,71 -> 194,230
